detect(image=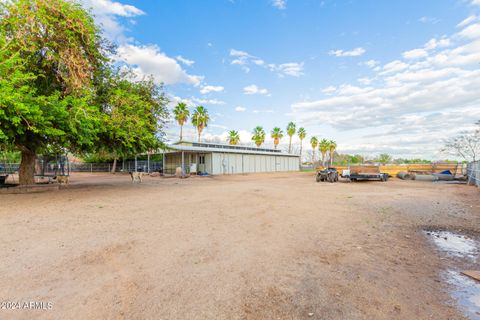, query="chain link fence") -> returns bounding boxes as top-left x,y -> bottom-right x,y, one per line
467,161 -> 480,187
